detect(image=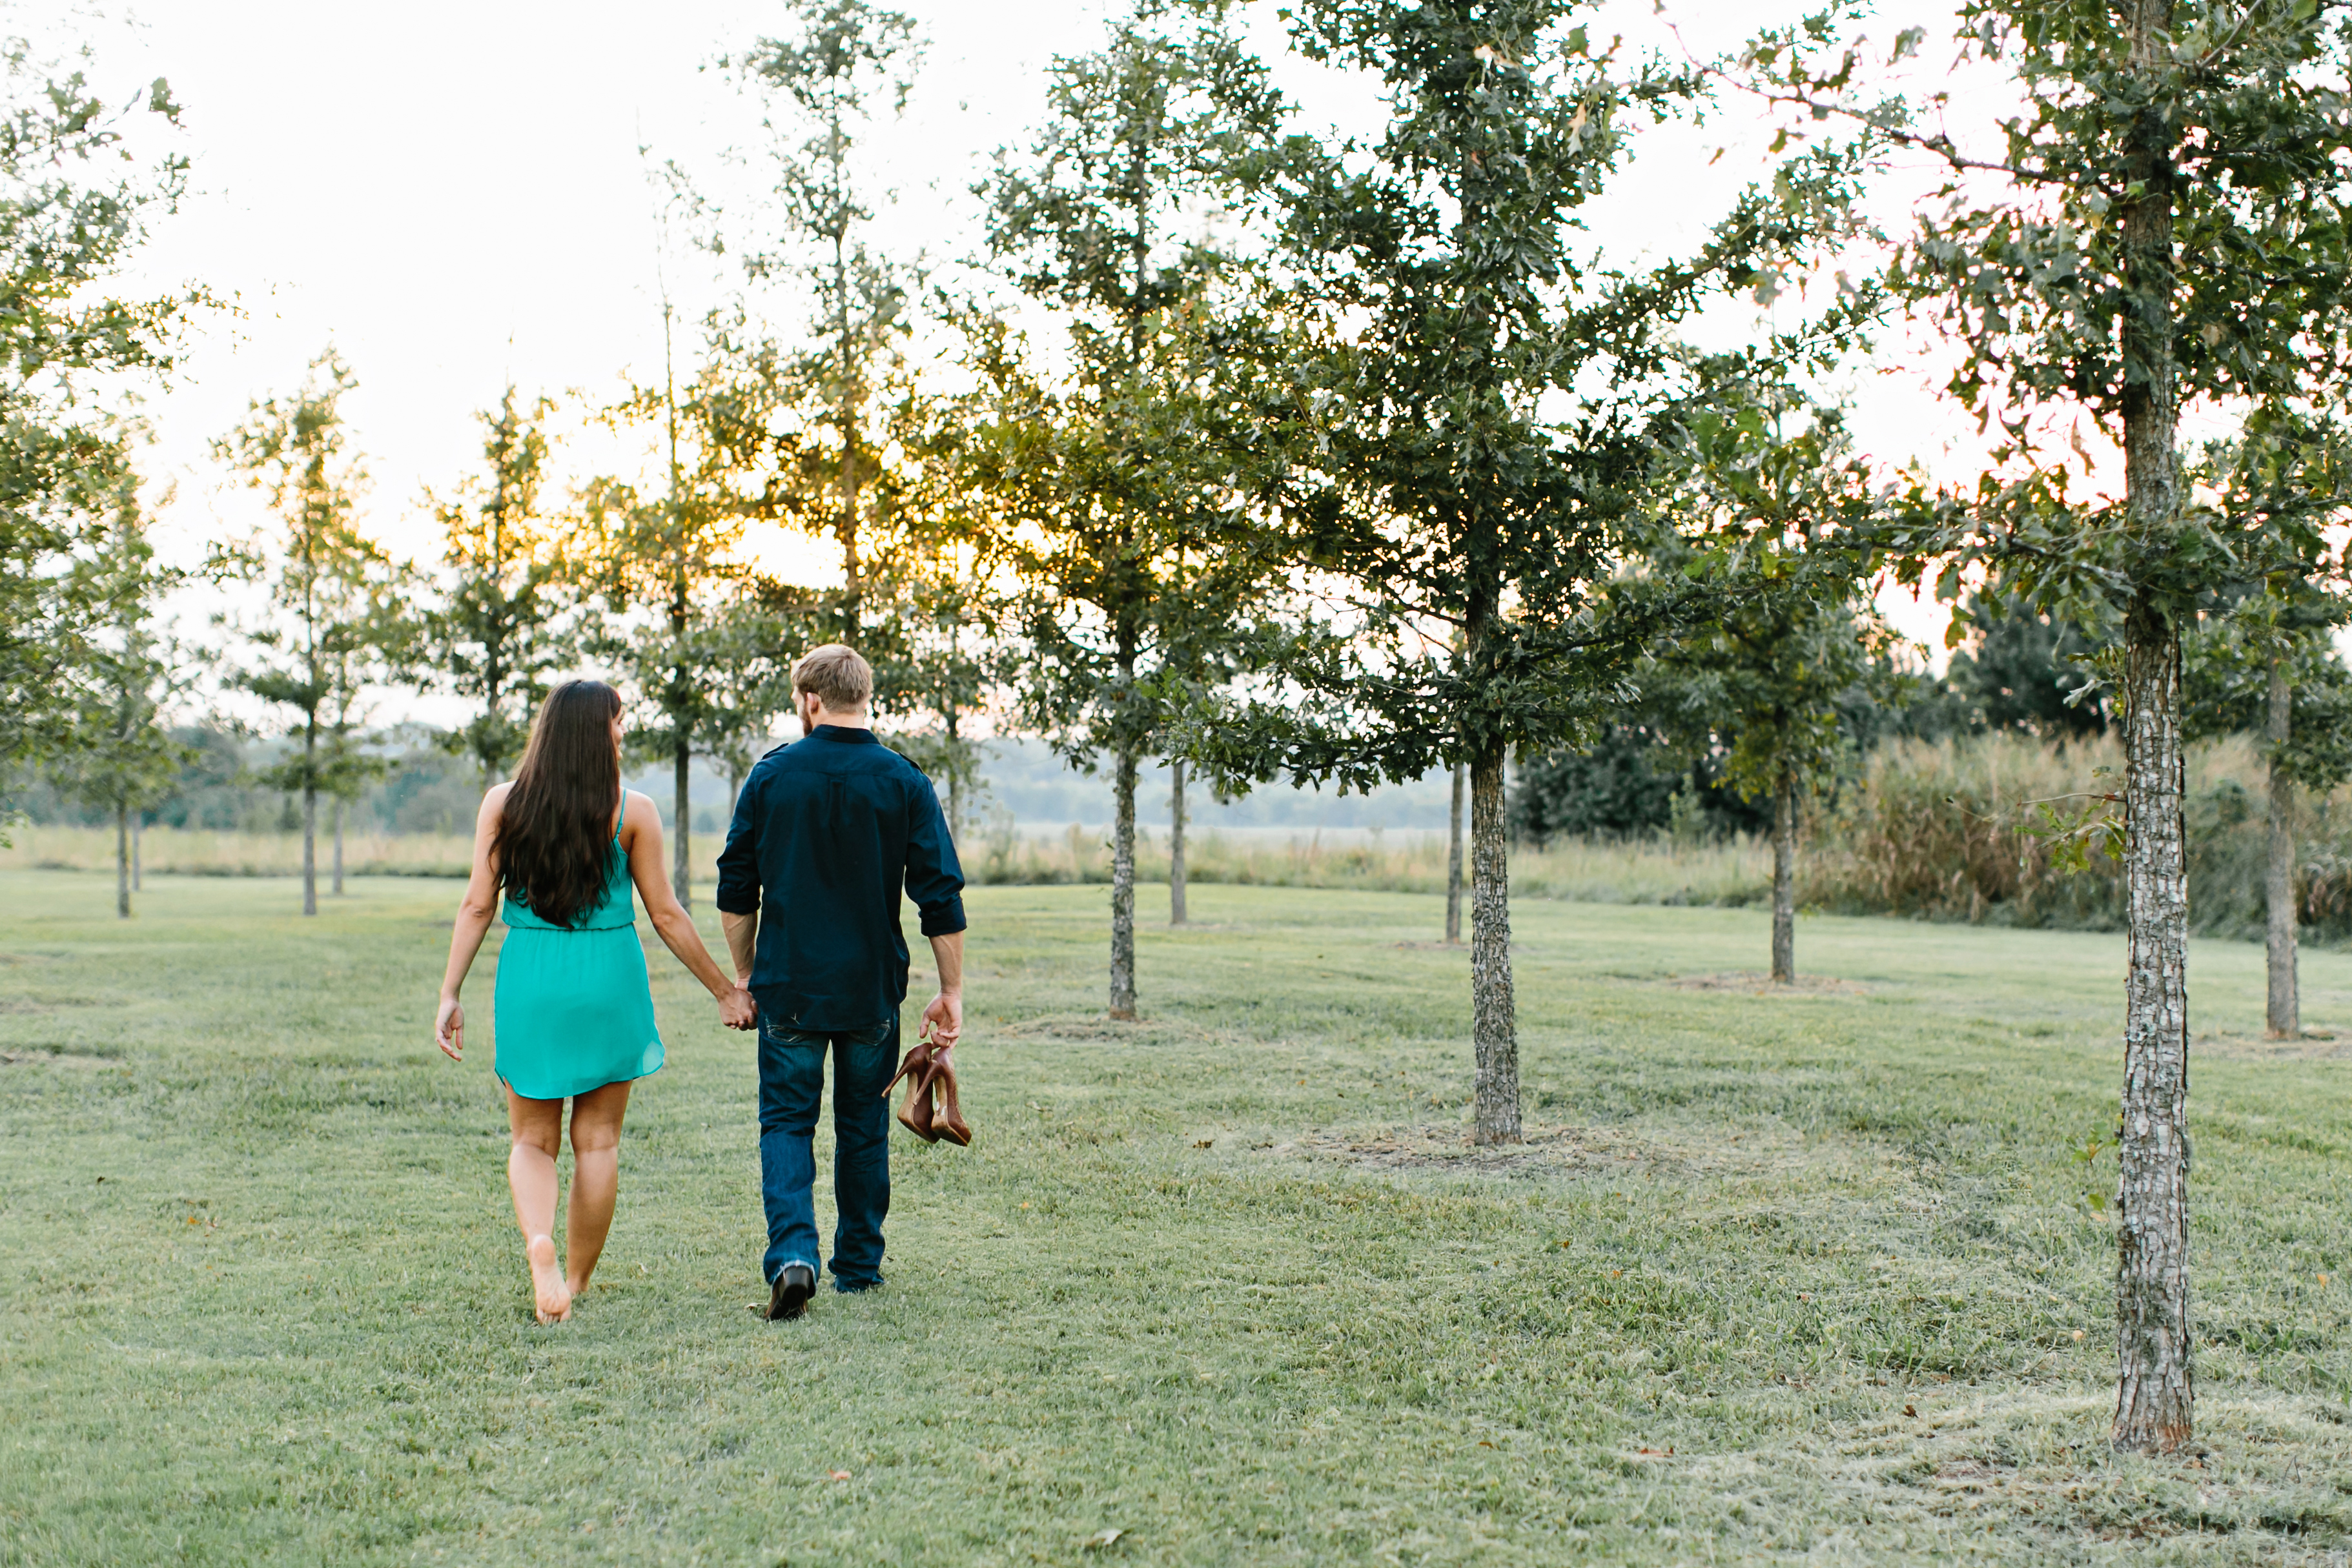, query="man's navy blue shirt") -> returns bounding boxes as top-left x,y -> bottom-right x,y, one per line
715,725 -> 966,1033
